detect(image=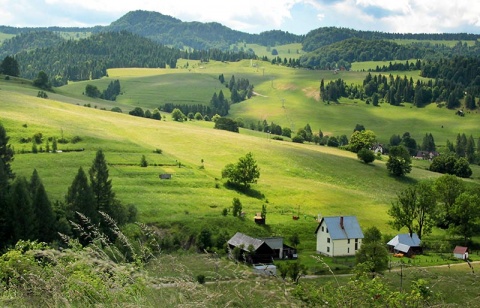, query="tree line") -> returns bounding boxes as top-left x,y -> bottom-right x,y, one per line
0,123 -> 136,250
320,67 -> 480,109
